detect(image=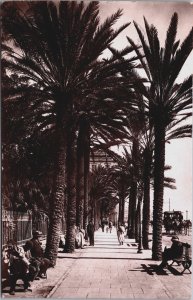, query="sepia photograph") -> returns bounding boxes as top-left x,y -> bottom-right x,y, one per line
1,0 -> 192,299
